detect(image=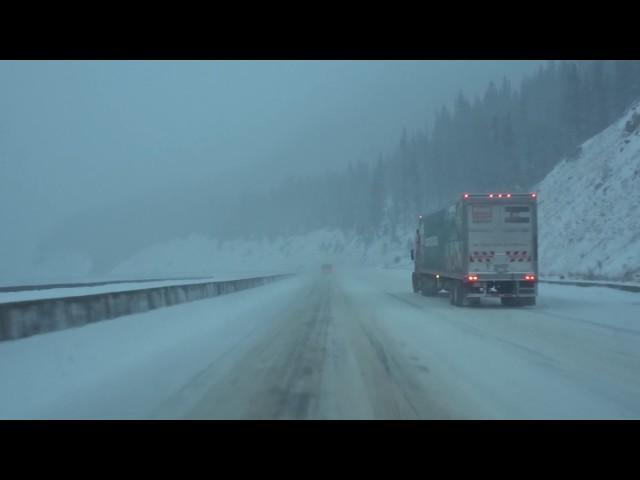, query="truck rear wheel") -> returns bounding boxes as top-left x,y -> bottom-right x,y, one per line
450,281 -> 466,307
412,273 -> 419,293
468,297 -> 481,306
420,275 -> 438,296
